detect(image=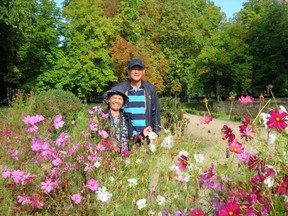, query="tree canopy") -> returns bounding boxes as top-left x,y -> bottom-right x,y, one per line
0,0 -> 287,101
